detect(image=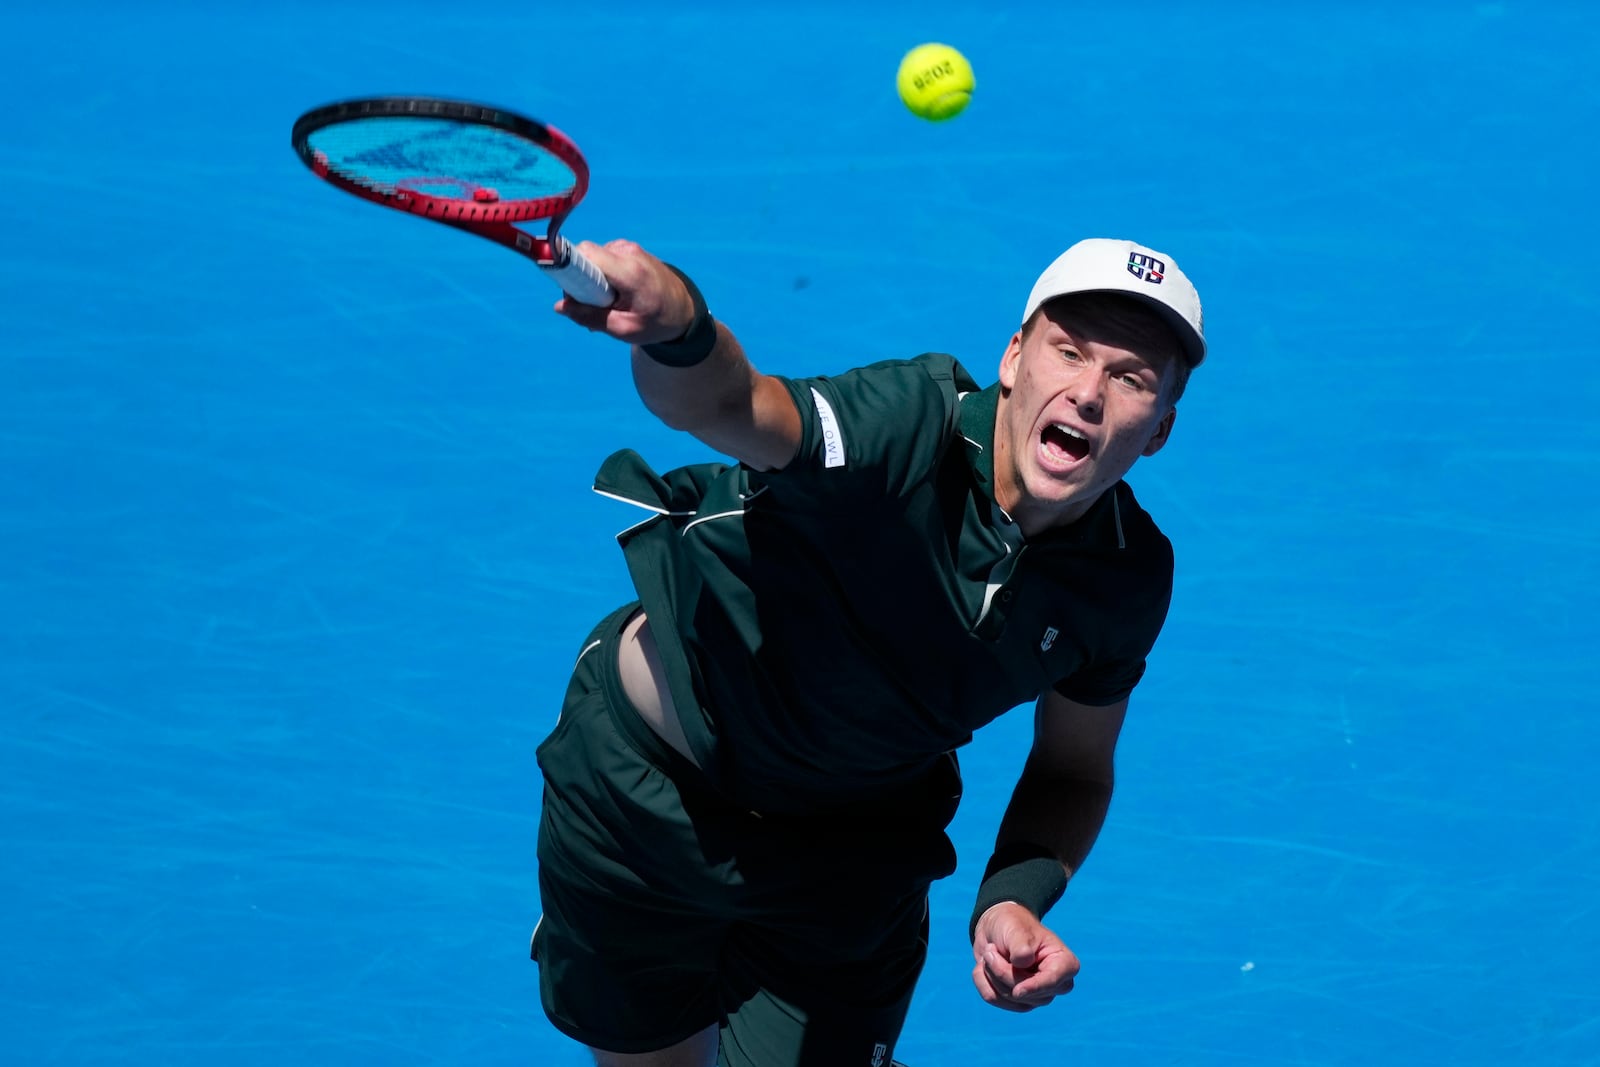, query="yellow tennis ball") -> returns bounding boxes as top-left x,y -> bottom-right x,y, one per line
896,43 -> 975,122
